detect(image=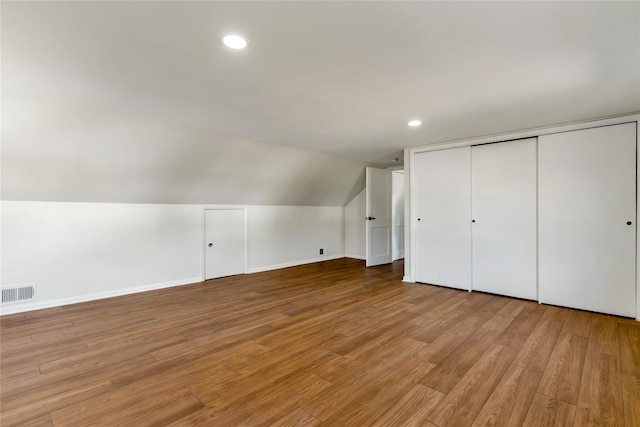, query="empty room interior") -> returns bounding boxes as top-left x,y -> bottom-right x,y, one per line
1,1 -> 640,426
